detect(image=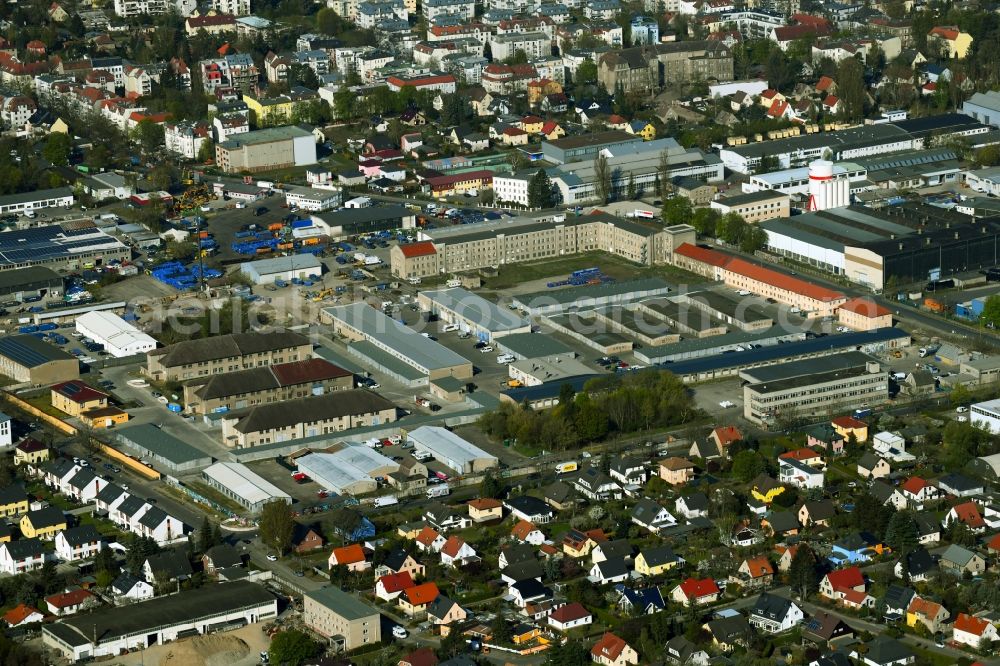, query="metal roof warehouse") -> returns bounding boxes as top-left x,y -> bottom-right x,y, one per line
406,425 -> 497,475
202,461 -> 291,513
0,224 -> 129,271
295,442 -> 399,495
115,424 -> 213,472
418,287 -> 531,342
